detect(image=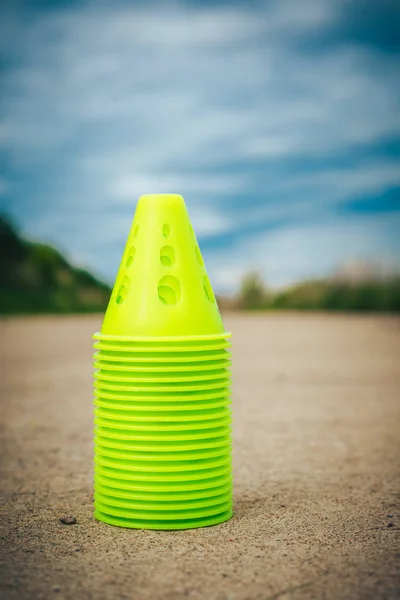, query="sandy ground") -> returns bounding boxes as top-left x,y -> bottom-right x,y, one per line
0,313 -> 399,600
